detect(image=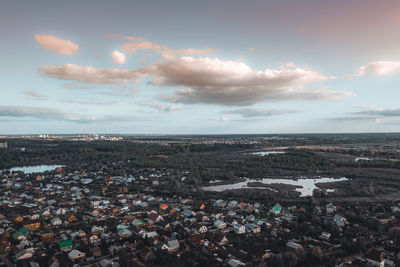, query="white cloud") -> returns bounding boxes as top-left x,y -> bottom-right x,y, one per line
62,83 -> 94,90
216,117 -> 231,121
329,106 -> 400,123
146,103 -> 184,112
355,61 -> 400,76
40,64 -> 151,84
122,41 -> 166,53
110,50 -> 127,65
23,90 -> 46,99
34,35 -> 79,56
105,34 -> 144,41
151,57 -> 353,106
221,108 -> 302,117
0,105 -> 130,123
40,57 -> 354,106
